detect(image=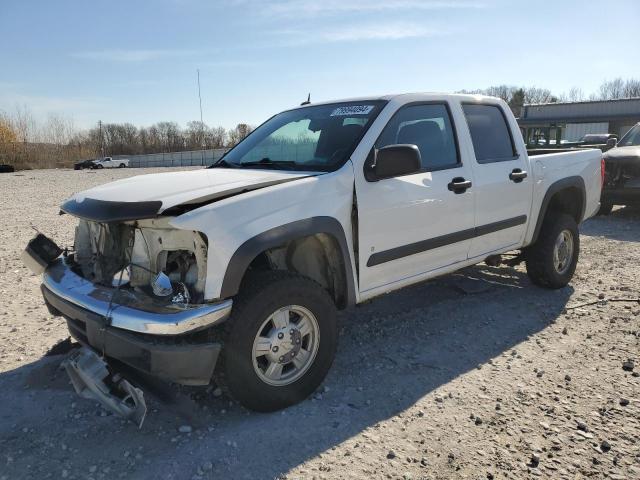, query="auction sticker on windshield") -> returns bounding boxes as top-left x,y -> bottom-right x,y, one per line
330,105 -> 374,116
